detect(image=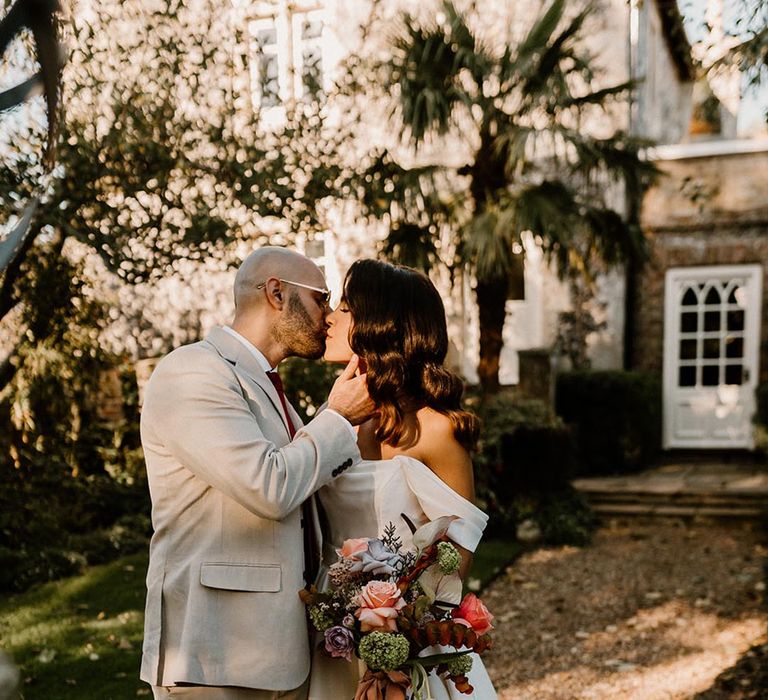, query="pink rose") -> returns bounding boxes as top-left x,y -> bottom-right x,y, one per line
338,538 -> 370,559
354,581 -> 406,632
451,593 -> 494,636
